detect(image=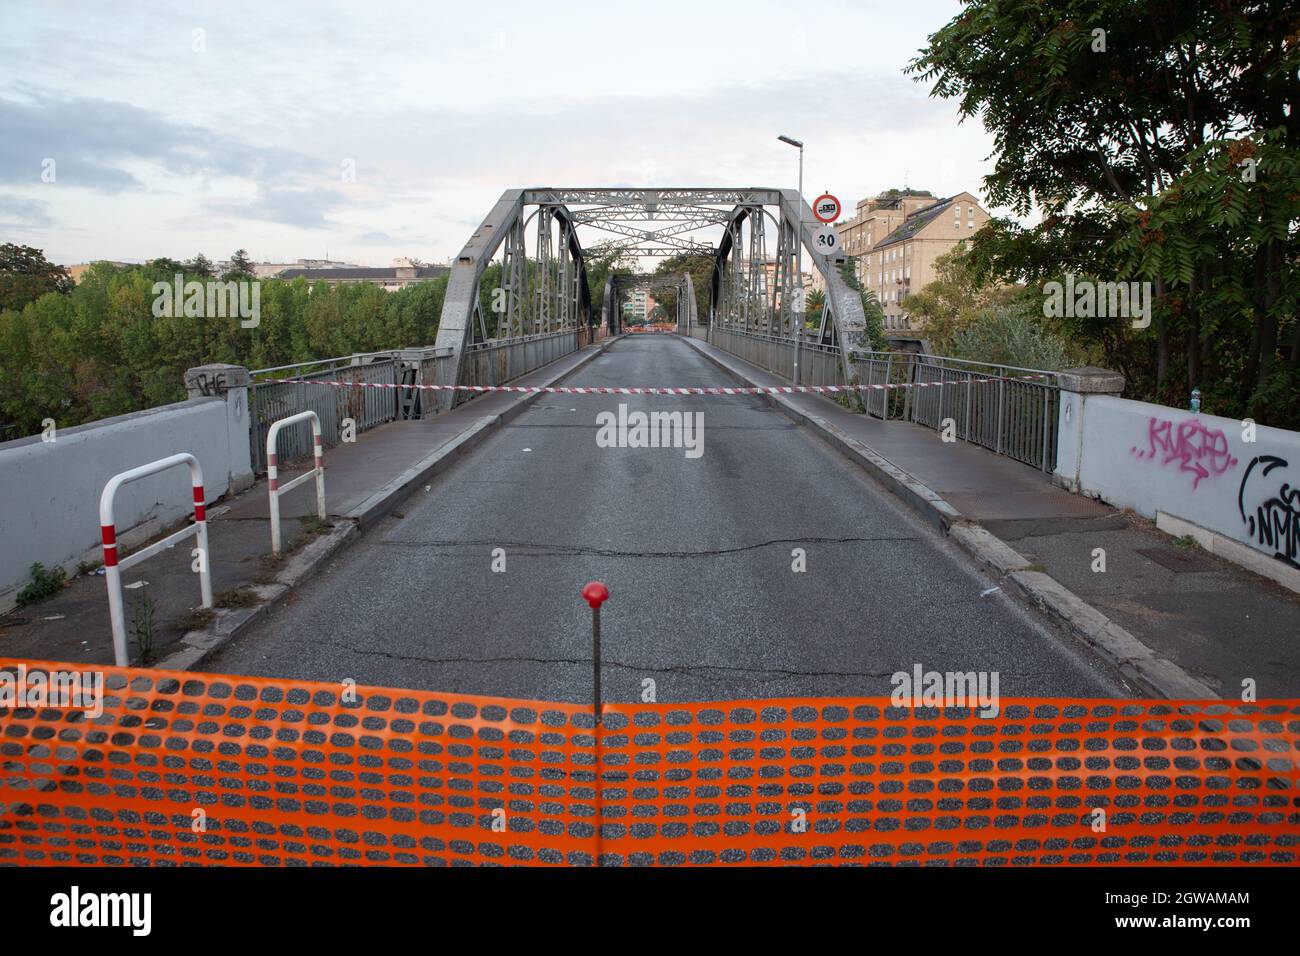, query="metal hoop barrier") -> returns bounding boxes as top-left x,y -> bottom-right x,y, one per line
99,453 -> 212,666
266,410 -> 325,555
